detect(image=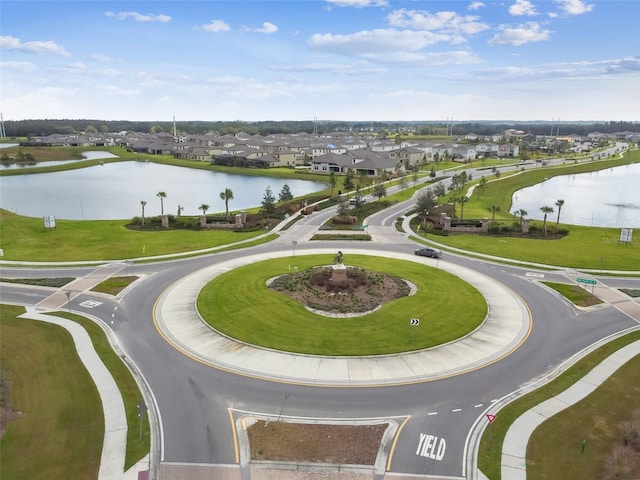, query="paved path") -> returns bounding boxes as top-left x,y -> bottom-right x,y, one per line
154,248 -> 530,387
